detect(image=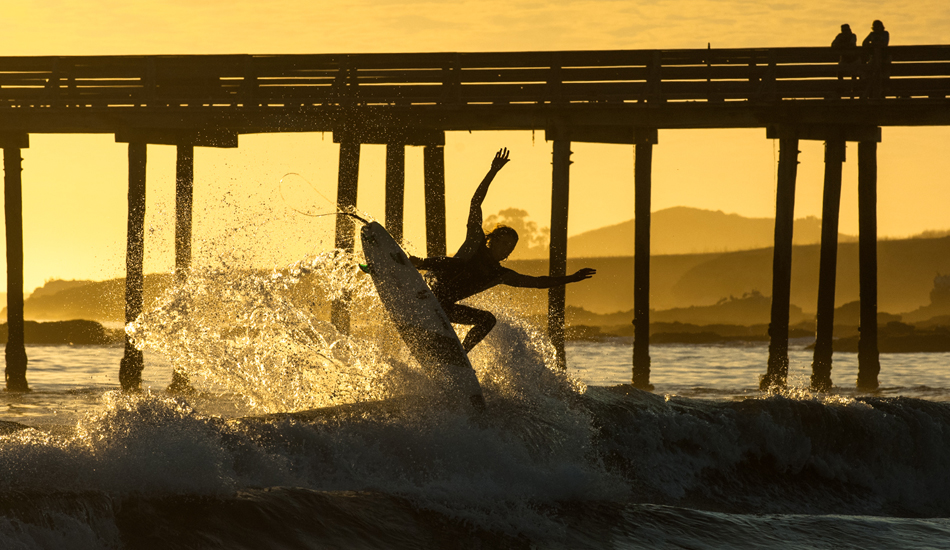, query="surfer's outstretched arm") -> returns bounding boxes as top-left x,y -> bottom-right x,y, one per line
500,267 -> 597,289
466,148 -> 510,234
